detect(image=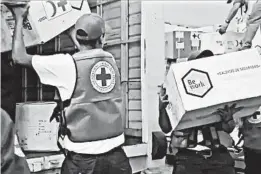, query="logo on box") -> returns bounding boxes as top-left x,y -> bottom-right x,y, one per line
42,0 -> 72,20
182,69 -> 213,98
